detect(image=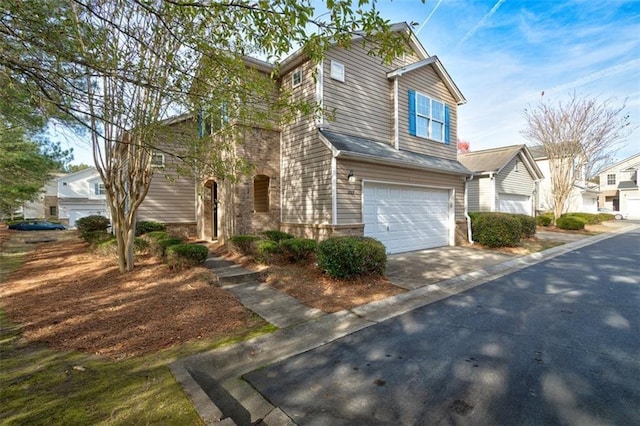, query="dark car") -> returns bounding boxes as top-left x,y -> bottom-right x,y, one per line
8,220 -> 66,231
